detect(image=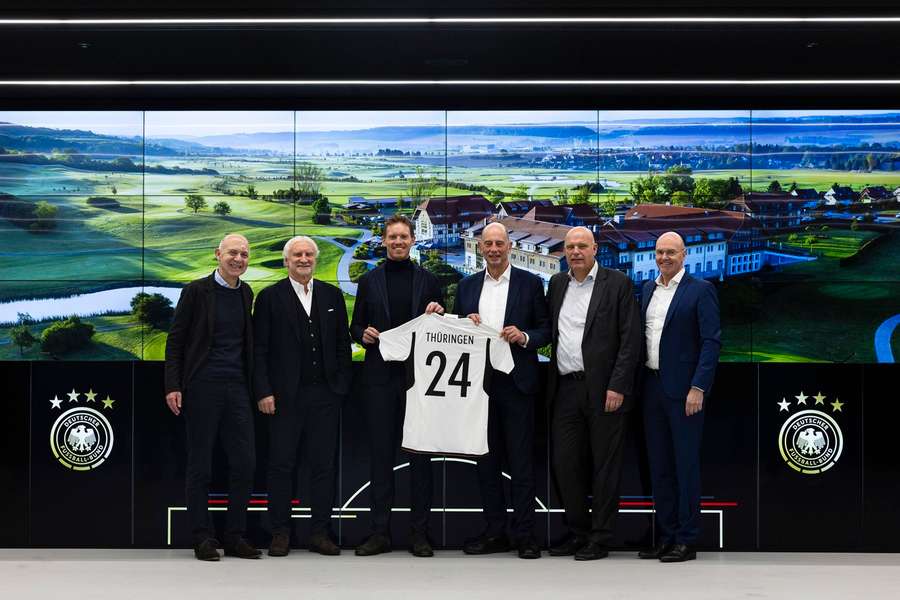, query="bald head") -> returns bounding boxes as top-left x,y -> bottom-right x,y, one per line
654,231 -> 686,284
215,233 -> 250,285
481,221 -> 511,276
563,226 -> 598,281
